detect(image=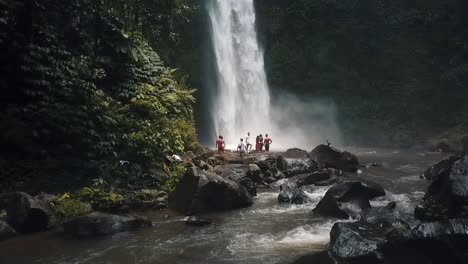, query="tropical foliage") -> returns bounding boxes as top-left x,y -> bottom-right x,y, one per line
0,0 -> 199,192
